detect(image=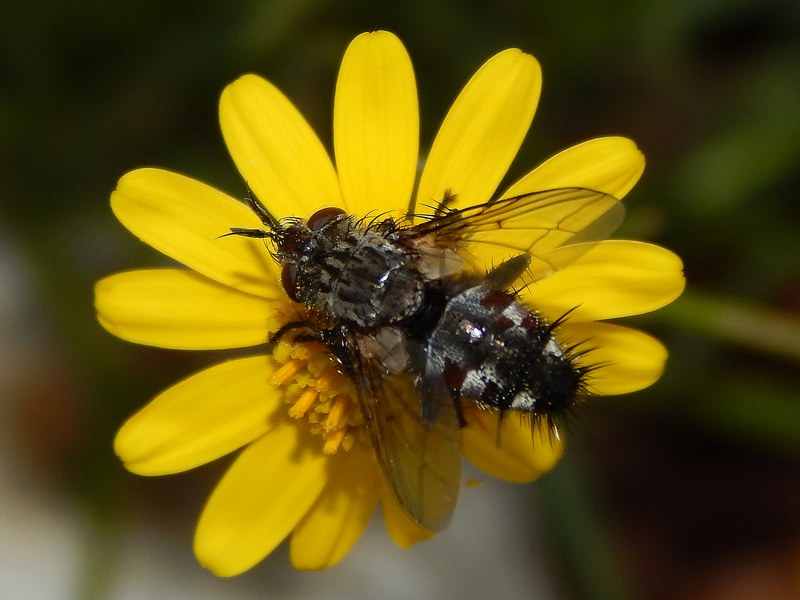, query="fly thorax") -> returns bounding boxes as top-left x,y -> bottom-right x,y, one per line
293,223 -> 426,329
